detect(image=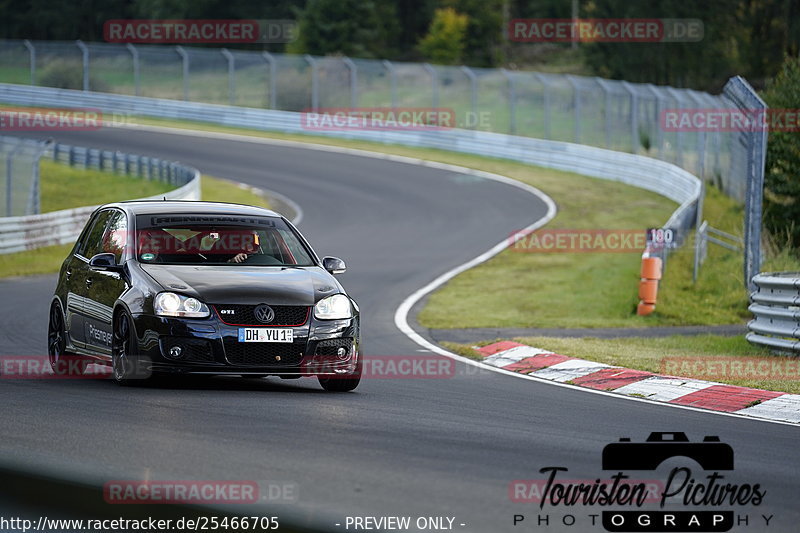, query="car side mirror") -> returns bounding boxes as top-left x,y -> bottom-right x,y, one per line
89,253 -> 122,272
322,256 -> 346,275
